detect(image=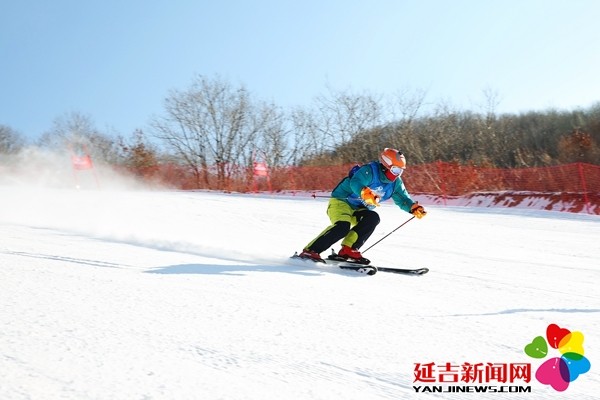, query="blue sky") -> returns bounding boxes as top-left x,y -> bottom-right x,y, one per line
2,0 -> 600,140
